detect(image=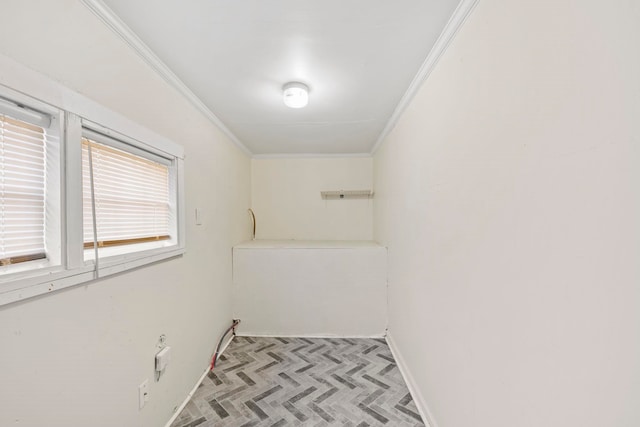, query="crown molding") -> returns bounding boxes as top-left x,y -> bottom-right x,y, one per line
81,0 -> 252,157
370,0 -> 480,155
